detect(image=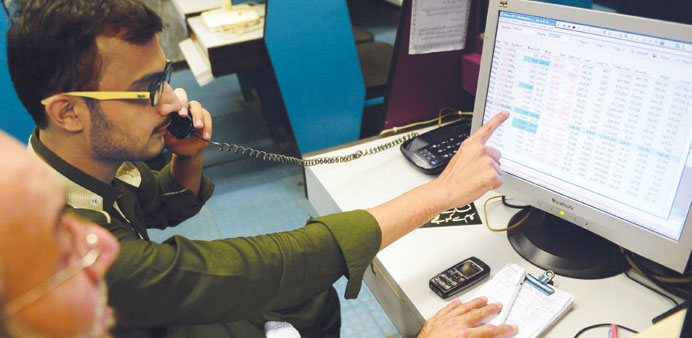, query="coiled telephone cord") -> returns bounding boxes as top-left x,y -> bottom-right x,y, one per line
192,132 -> 418,167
